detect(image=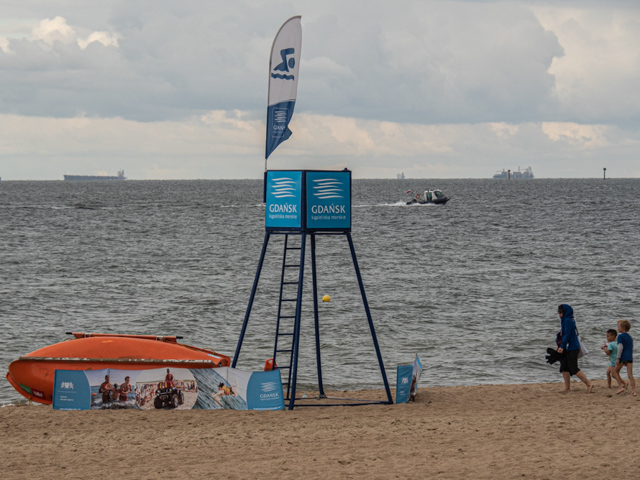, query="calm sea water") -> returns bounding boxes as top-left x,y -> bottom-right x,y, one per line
1,178 -> 639,404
